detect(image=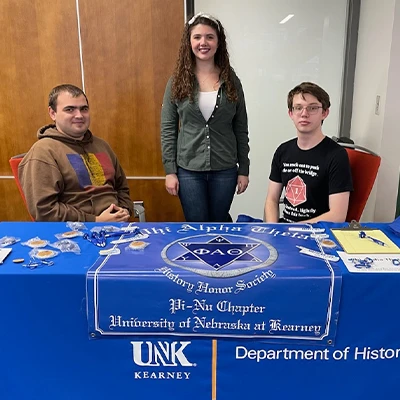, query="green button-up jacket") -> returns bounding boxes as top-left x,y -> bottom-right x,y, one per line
161,73 -> 250,176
